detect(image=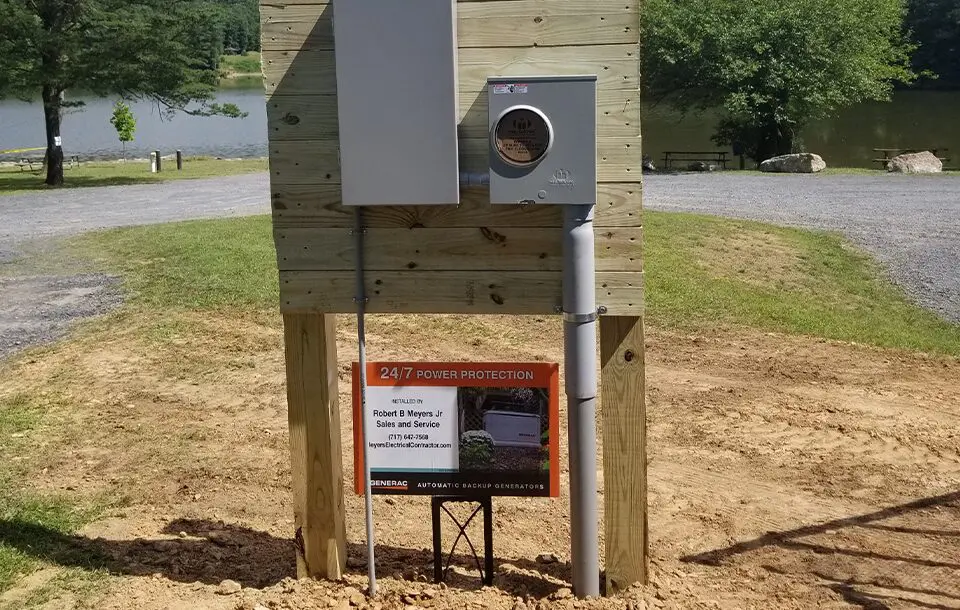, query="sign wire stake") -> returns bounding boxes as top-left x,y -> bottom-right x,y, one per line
353,208 -> 377,597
